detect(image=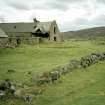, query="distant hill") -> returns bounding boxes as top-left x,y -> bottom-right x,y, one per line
61,27 -> 105,39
